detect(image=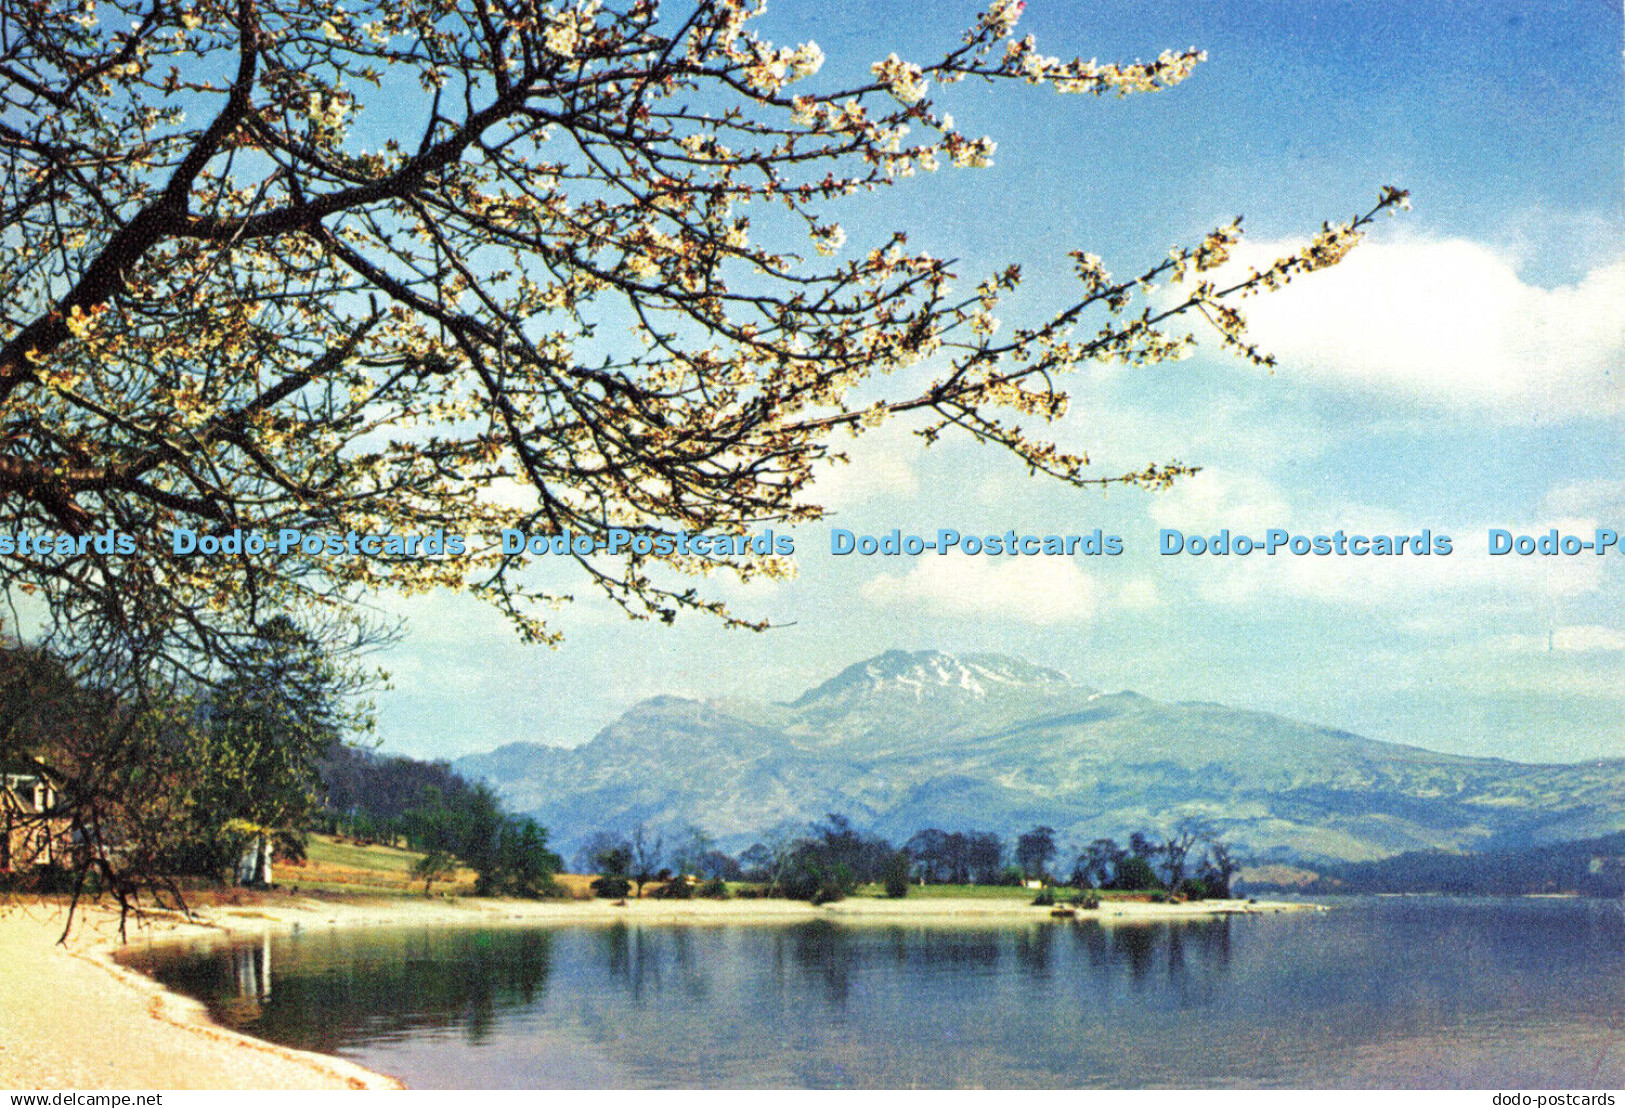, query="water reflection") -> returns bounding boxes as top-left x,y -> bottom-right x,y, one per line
124,900 -> 1625,1089
214,935 -> 272,1027
136,926 -> 557,1052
